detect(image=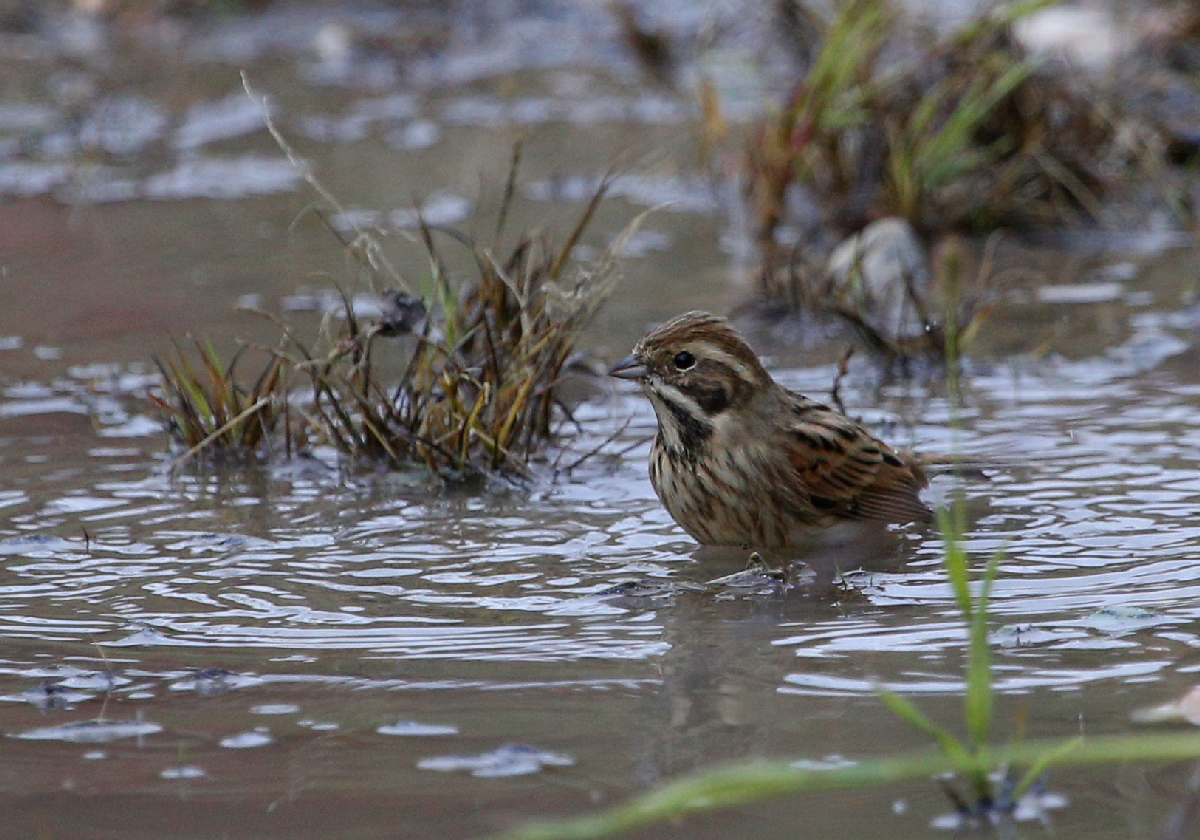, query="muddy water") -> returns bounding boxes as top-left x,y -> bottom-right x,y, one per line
4,4 -> 1200,839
